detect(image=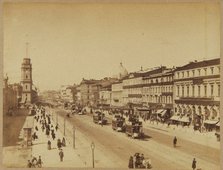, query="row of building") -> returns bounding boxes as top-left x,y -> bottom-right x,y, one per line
61,58 -> 220,126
